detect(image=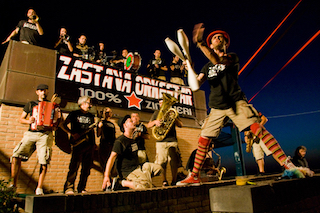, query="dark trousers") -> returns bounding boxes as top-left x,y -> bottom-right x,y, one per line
64,143 -> 94,192
98,142 -> 113,172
